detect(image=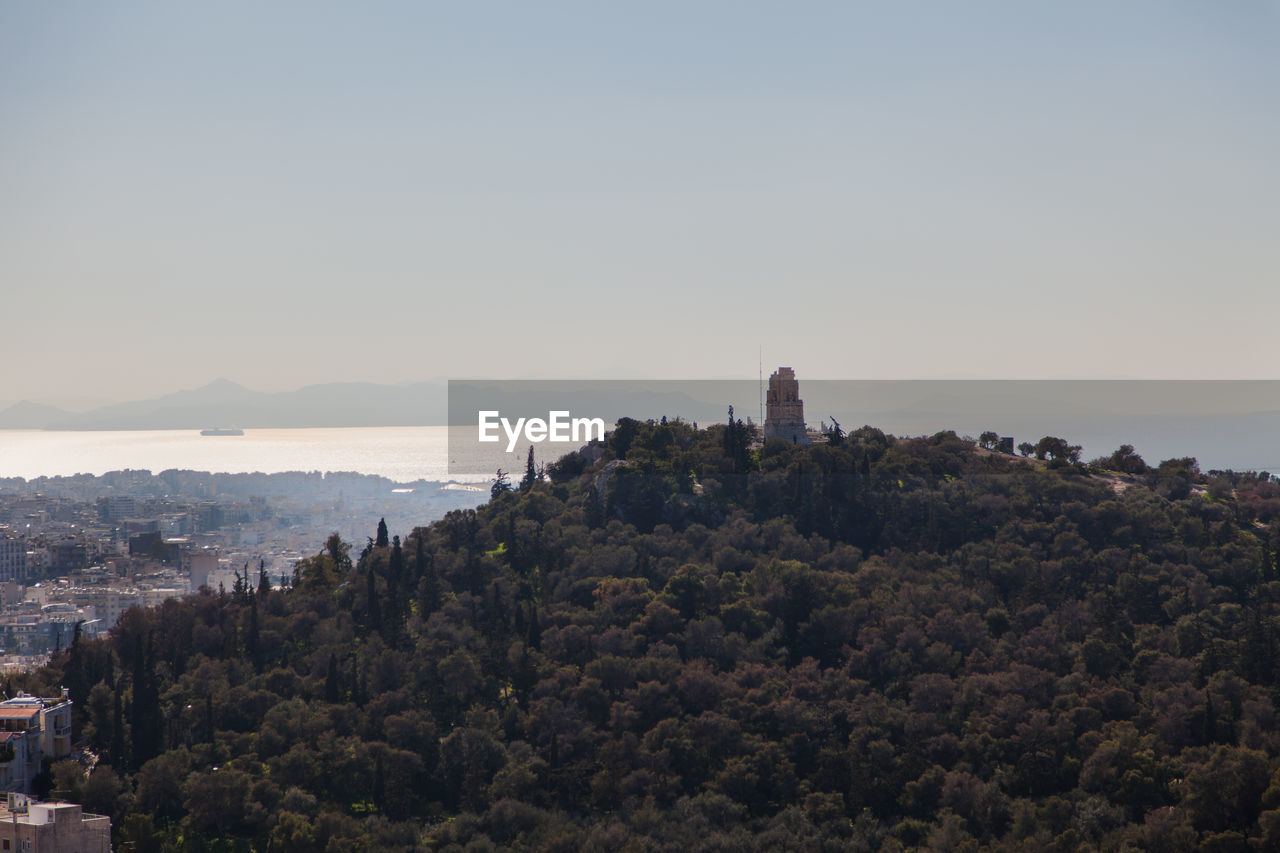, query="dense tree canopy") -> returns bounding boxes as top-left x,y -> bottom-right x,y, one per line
18,420 -> 1280,851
